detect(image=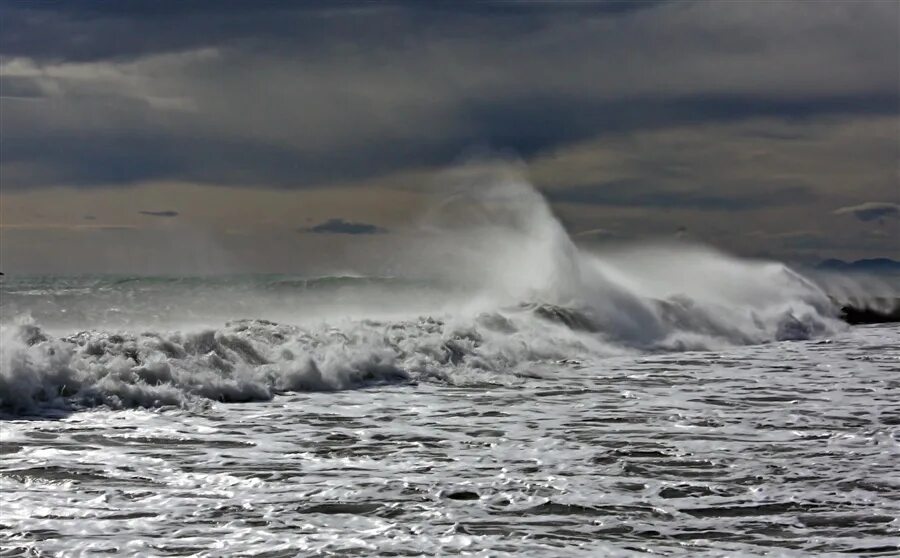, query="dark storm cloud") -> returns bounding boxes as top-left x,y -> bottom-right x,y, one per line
303,218 -> 386,235
1,0 -> 897,190
459,93 -> 898,159
834,202 -> 900,222
0,133 -> 410,189
0,76 -> 47,99
6,93 -> 893,191
547,180 -> 817,211
0,1 -> 666,63
138,210 -> 179,218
